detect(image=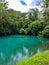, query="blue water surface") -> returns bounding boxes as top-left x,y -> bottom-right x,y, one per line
0,34 -> 48,65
